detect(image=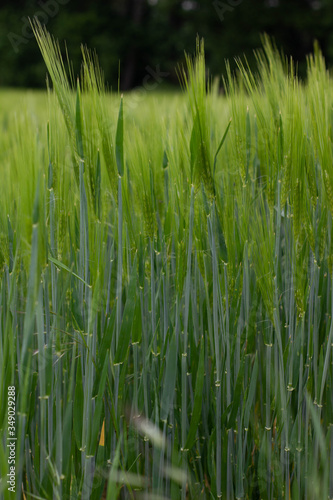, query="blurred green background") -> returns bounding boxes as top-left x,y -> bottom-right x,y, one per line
1,0 -> 333,90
